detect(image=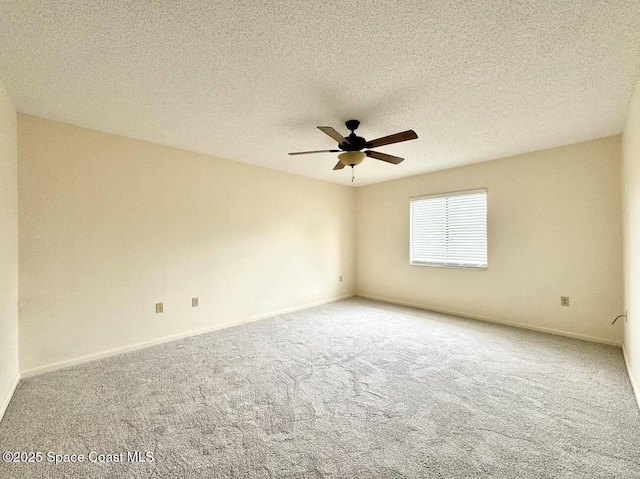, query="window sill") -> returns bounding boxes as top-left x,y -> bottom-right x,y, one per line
410,262 -> 487,270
